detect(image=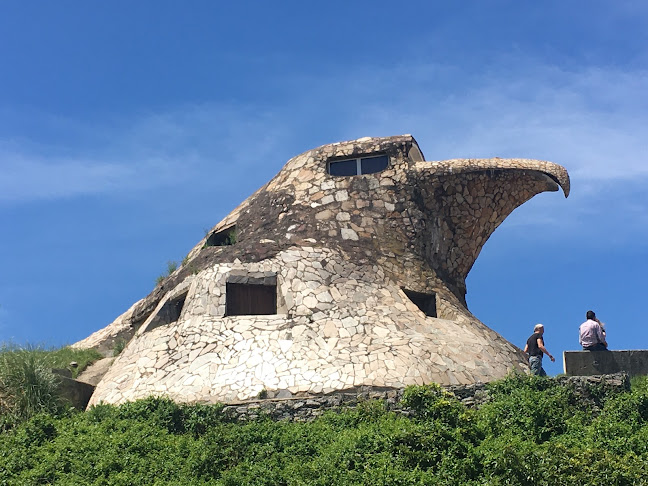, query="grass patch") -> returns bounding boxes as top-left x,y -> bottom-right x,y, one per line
112,339 -> 126,357
155,260 -> 180,285
0,344 -> 101,379
0,346 -> 63,430
0,344 -> 102,431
